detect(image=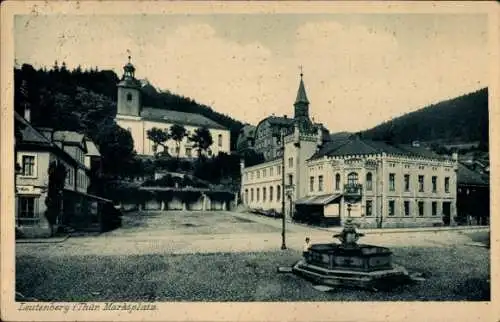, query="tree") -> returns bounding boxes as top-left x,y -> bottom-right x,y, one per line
97,122 -> 136,178
146,127 -> 170,156
189,127 -> 213,157
169,124 -> 187,159
45,161 -> 67,236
